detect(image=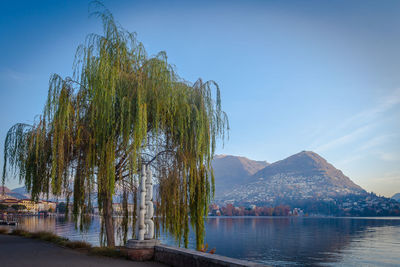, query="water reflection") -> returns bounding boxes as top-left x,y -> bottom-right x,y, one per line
3,216 -> 399,266
204,217 -> 400,266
